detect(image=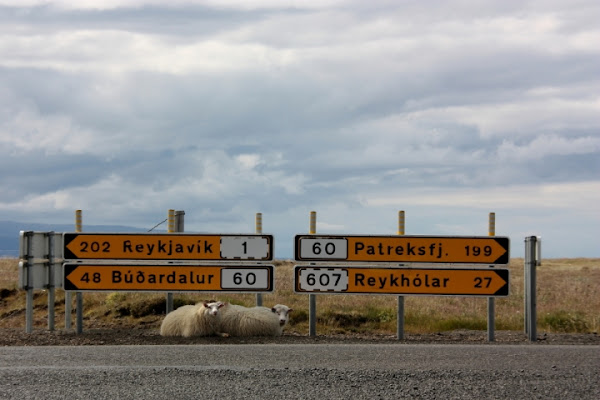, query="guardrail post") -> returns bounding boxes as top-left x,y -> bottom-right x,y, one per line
487,212 -> 495,342
309,211 -> 317,337
397,210 -> 405,340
